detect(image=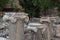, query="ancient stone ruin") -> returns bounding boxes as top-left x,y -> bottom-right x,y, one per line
3,12 -> 29,40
